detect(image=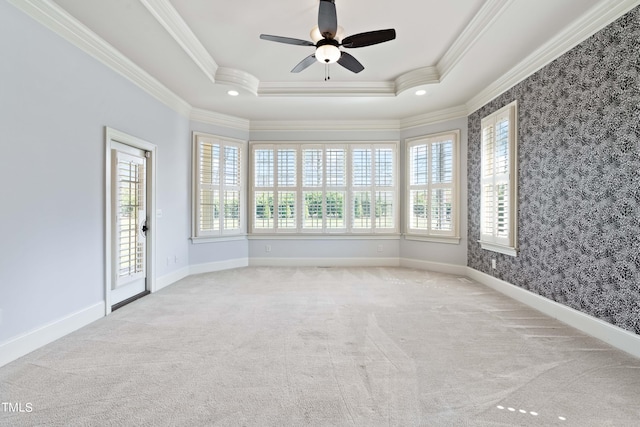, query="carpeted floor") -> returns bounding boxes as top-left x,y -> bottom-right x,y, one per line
1,267 -> 640,426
